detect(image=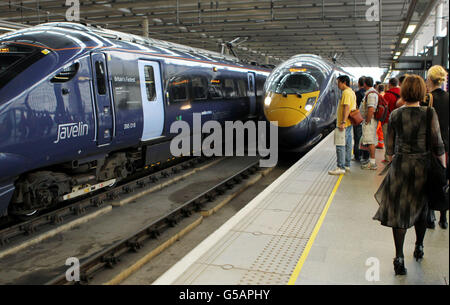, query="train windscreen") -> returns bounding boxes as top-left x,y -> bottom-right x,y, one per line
0,43 -> 46,90
267,70 -> 323,95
